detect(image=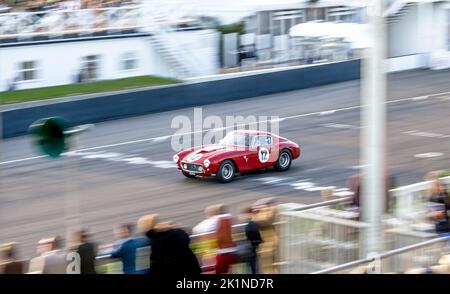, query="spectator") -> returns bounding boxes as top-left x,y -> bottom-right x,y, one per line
346,172 -> 395,216
426,177 -> 450,234
144,214 -> 201,276
133,217 -> 151,274
193,204 -> 237,273
0,243 -> 25,274
192,204 -> 221,235
28,237 -> 54,273
72,228 -> 97,274
239,206 -> 262,274
7,78 -> 16,91
28,236 -> 69,274
42,236 -> 69,274
191,204 -> 221,270
110,223 -> 140,274
251,197 -> 278,274
213,204 -> 237,274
